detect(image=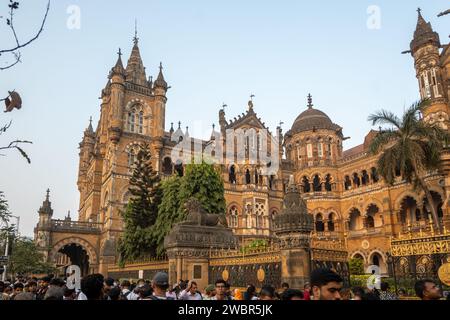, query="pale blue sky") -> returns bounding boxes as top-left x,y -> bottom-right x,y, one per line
0,0 -> 449,236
